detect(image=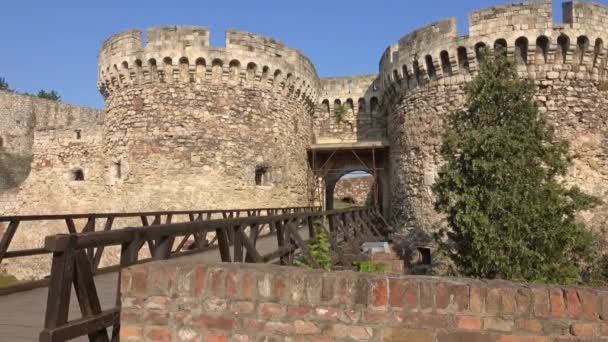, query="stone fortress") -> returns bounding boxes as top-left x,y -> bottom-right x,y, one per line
2,0 -> 608,237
